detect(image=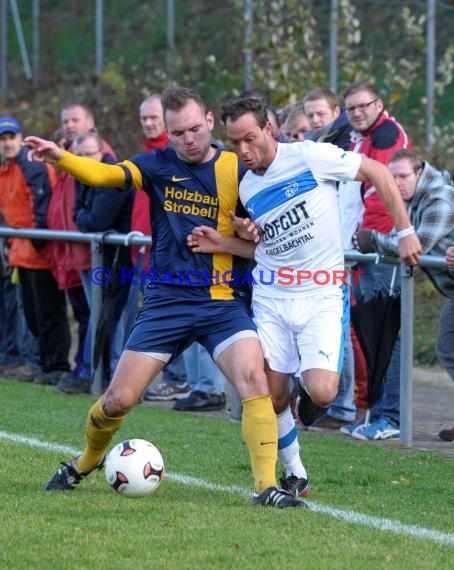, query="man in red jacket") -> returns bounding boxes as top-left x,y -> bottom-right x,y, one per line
0,116 -> 71,385
130,95 -> 170,270
48,103 -> 116,388
339,82 -> 411,441
140,94 -> 170,152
